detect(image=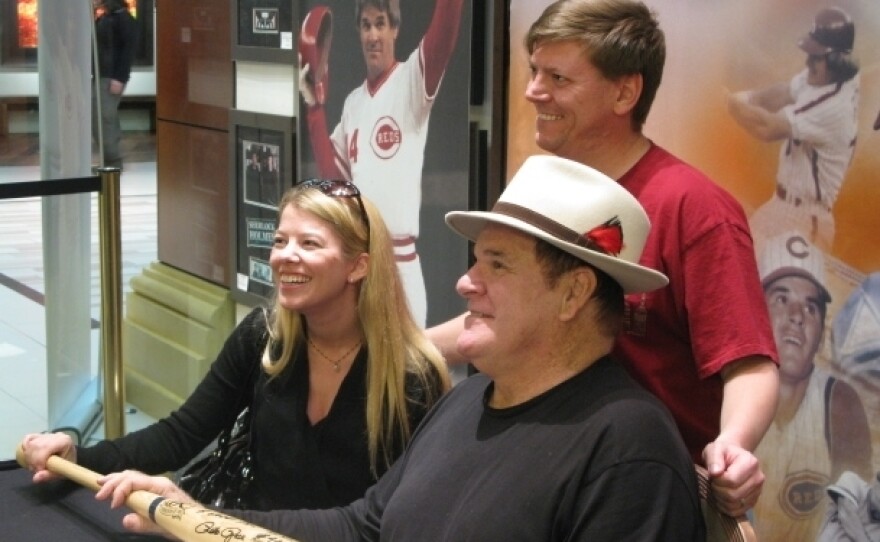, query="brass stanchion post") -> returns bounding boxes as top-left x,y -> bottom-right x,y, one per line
96,166 -> 125,439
